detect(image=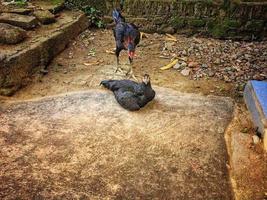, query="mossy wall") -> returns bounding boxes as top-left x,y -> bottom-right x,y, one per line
65,0 -> 121,14
67,0 -> 267,40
